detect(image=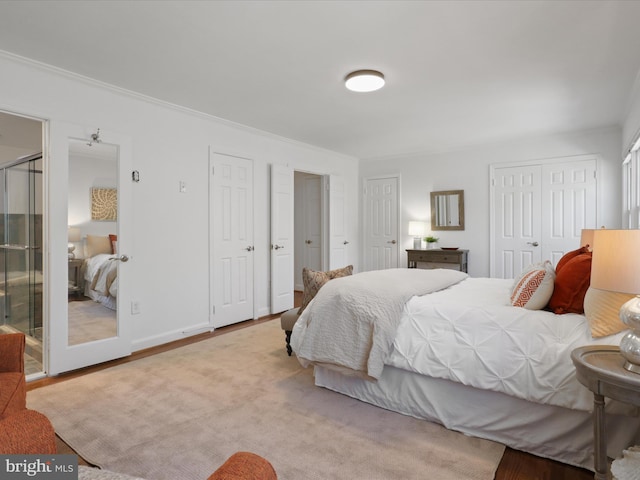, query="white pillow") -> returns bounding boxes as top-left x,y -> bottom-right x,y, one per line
510,260 -> 555,310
